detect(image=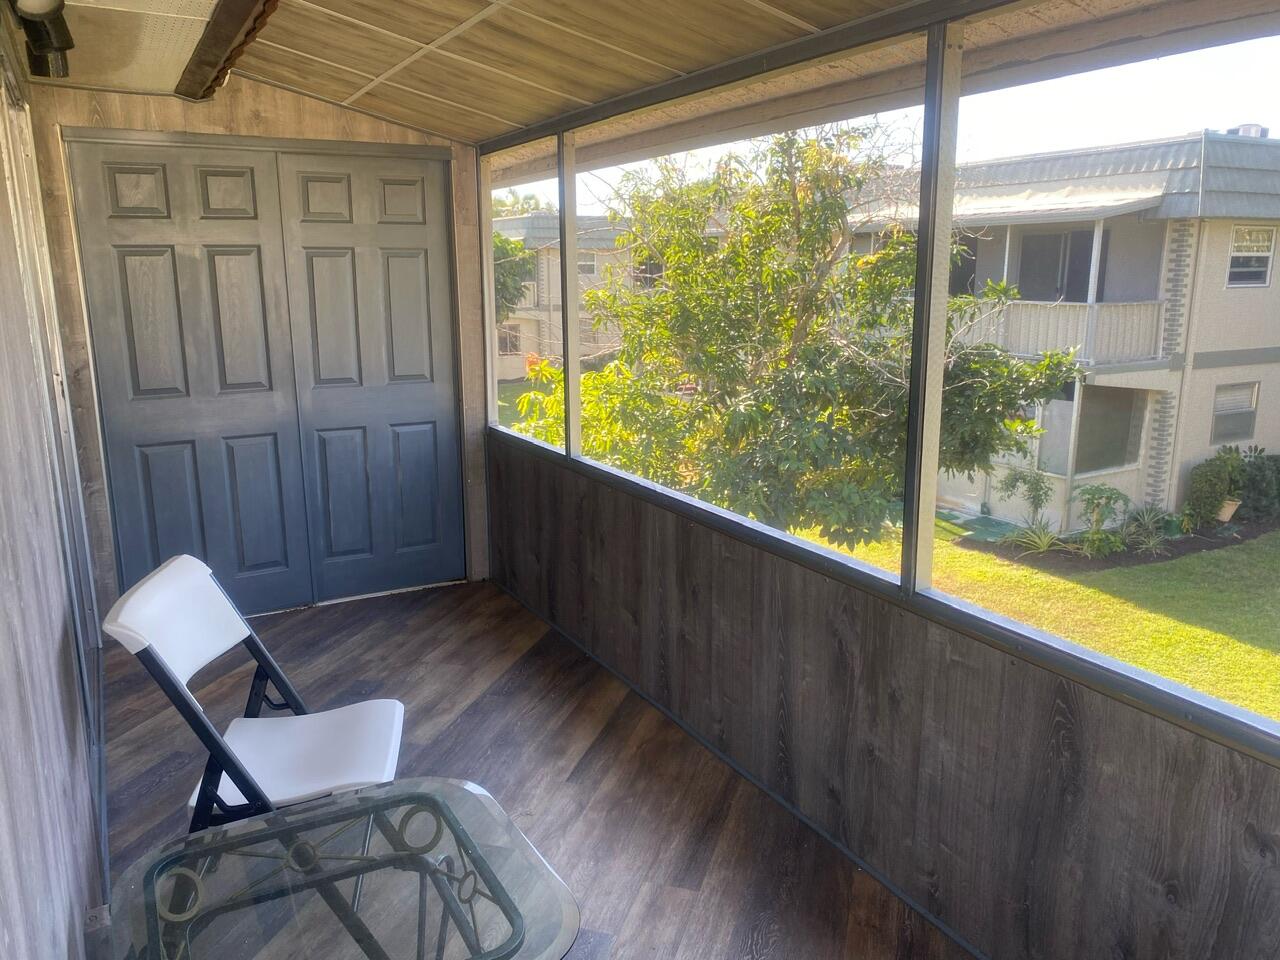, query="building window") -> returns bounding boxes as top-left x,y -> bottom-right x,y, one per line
633,253 -> 662,289
577,252 -> 596,276
1212,382 -> 1259,442
1034,385 -> 1145,476
1018,230 -> 1107,302
1075,385 -> 1146,473
497,323 -> 522,356
1227,226 -> 1274,287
